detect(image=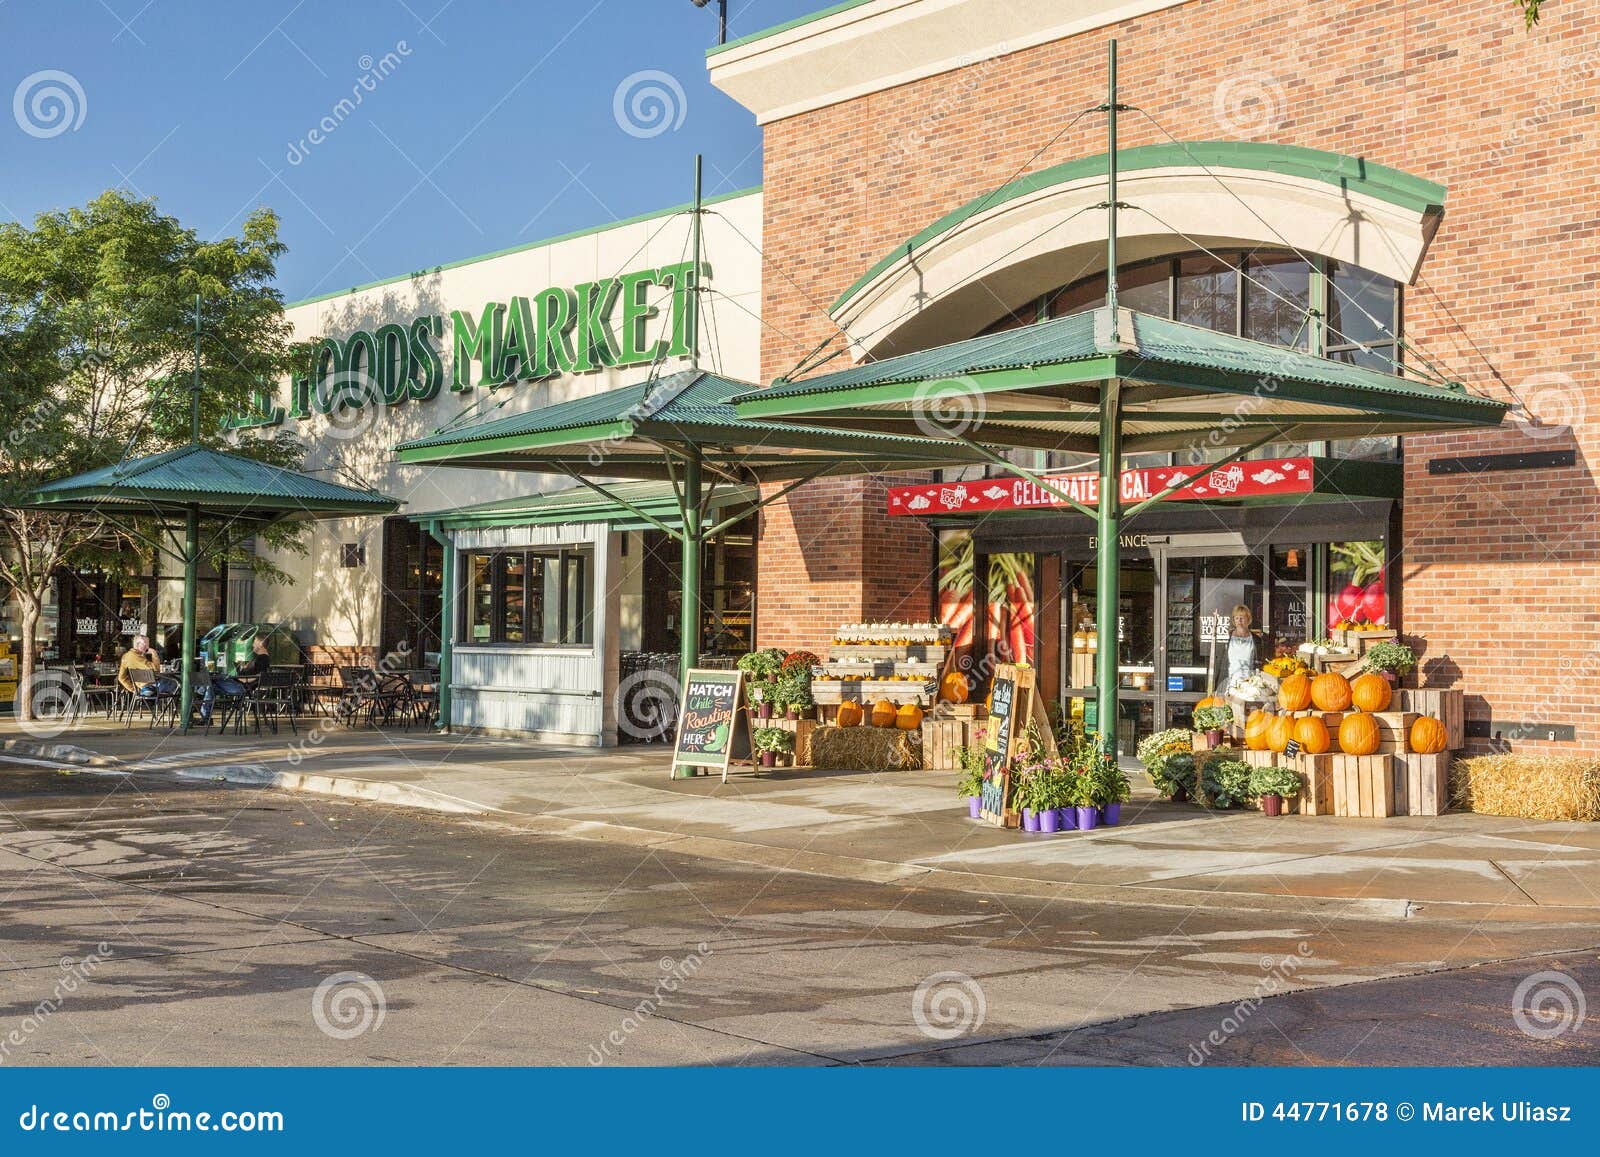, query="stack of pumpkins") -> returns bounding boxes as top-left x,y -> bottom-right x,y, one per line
1244,670 -> 1449,757
835,698 -> 924,731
